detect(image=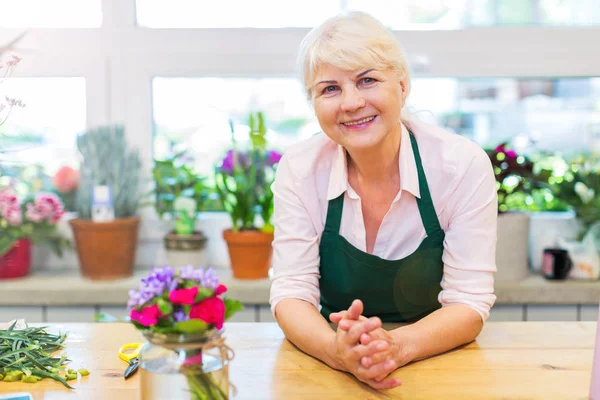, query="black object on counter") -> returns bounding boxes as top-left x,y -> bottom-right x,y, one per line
542,248 -> 572,280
